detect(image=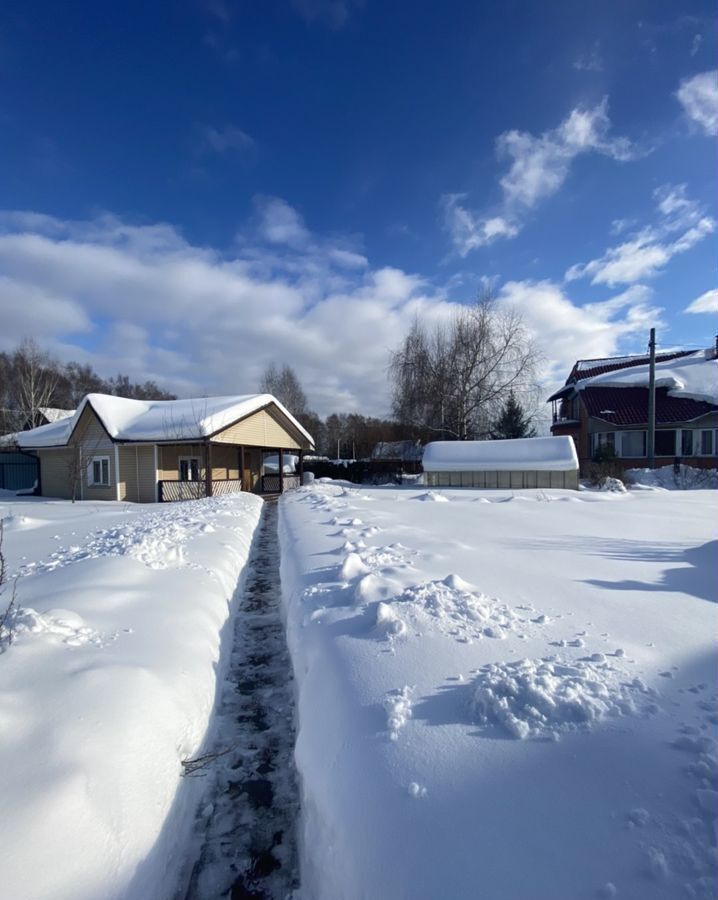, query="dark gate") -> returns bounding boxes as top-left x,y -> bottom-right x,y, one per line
0,451 -> 39,492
